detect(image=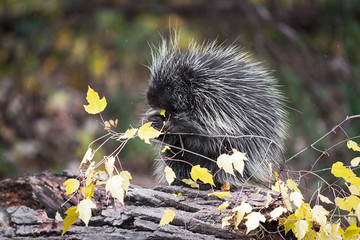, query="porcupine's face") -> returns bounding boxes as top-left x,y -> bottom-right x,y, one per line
146,54 -> 194,115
